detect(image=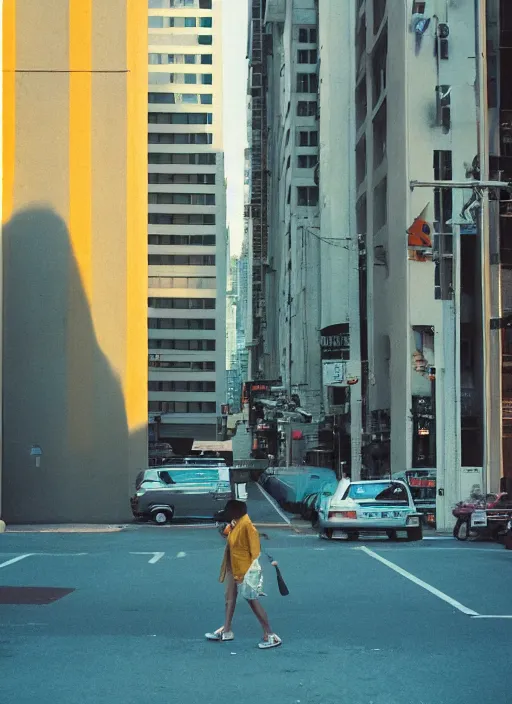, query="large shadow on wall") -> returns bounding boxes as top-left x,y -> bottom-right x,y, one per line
2,208 -> 145,523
